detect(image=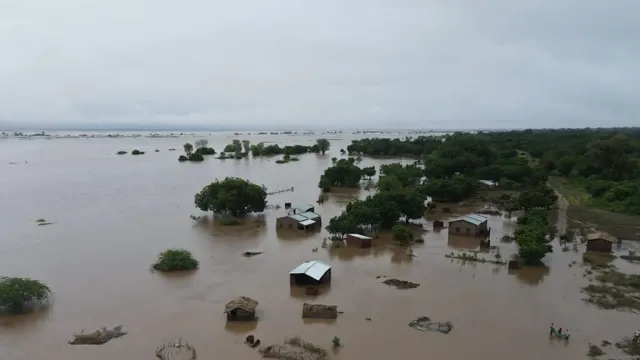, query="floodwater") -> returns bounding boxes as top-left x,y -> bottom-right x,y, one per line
0,133 -> 637,360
